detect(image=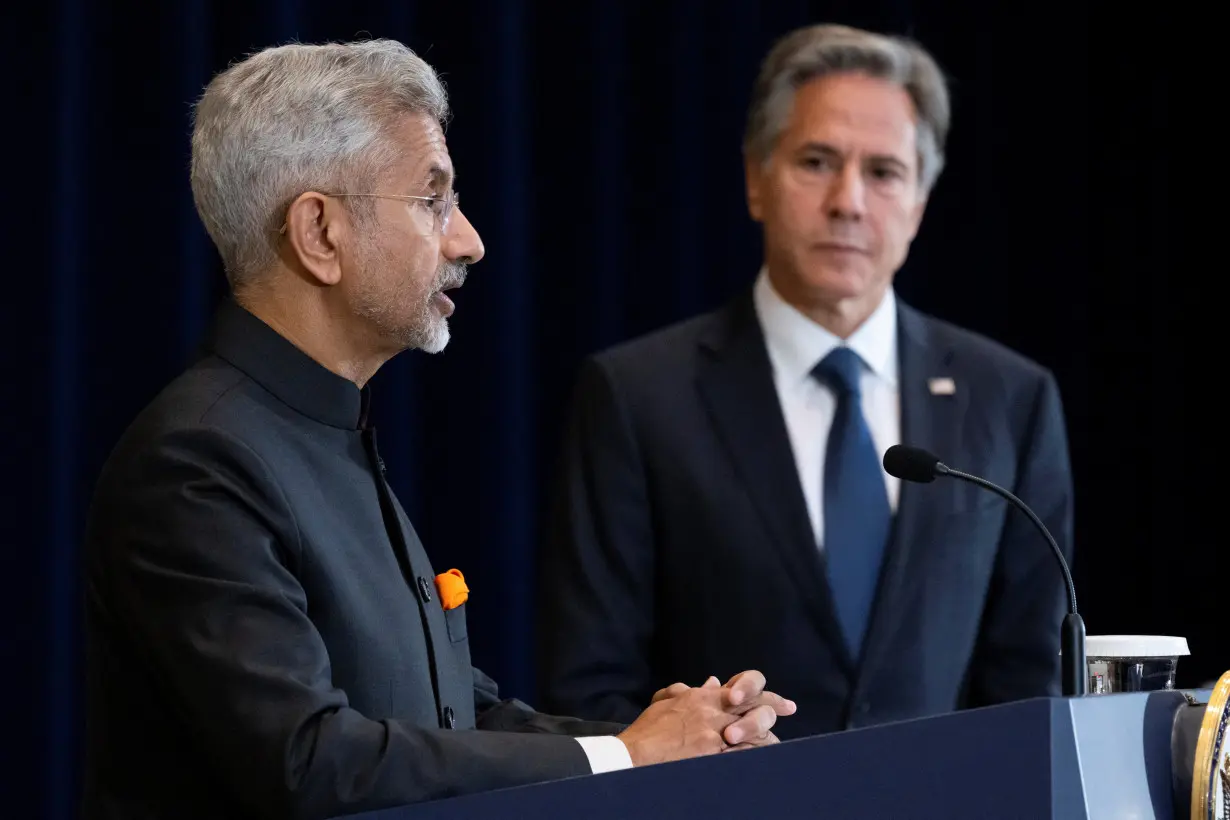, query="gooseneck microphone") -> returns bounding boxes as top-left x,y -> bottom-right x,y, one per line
882,445 -> 1087,697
